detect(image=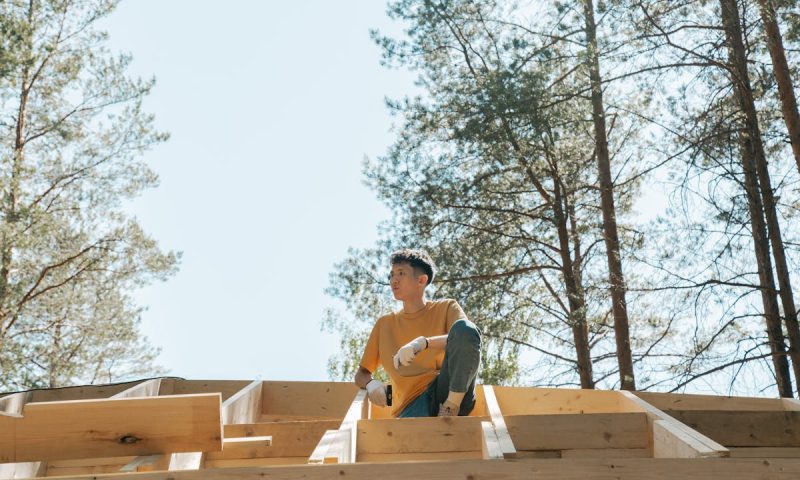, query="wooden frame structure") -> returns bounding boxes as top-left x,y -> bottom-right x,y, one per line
1,378 -> 800,479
